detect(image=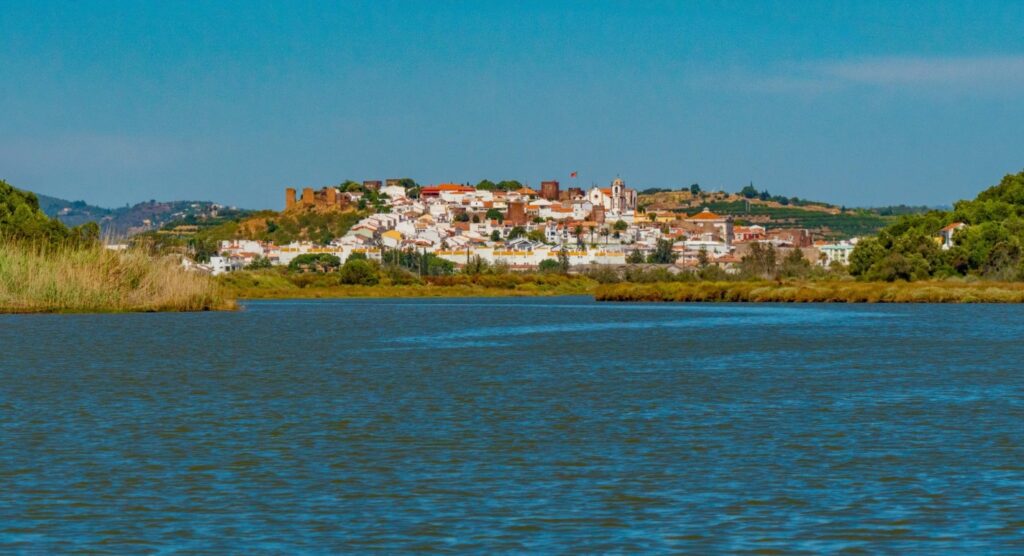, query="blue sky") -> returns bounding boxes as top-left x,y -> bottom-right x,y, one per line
2,1 -> 1023,209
